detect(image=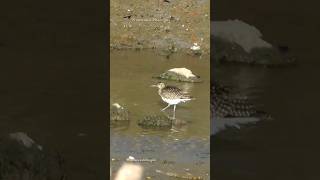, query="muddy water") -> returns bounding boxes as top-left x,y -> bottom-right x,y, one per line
110,51 -> 210,179
213,62 -> 320,179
